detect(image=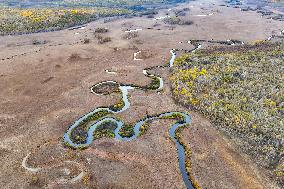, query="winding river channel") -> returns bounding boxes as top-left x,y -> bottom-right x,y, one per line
63,49 -> 195,189
63,38 -> 248,188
